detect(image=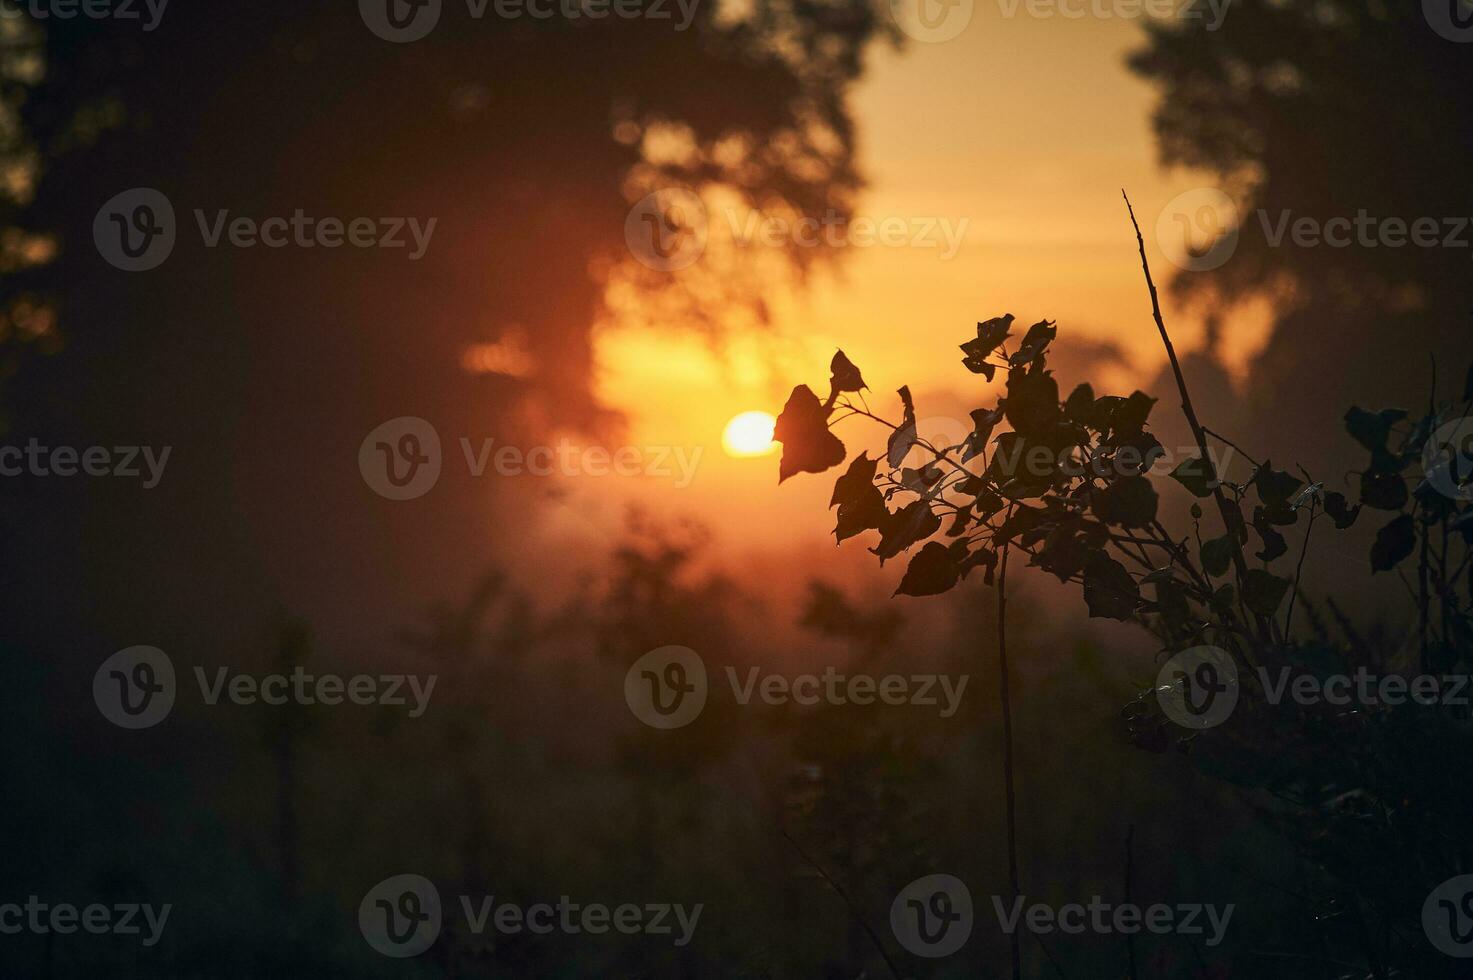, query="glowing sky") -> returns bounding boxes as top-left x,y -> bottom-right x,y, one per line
587,7 -> 1271,557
